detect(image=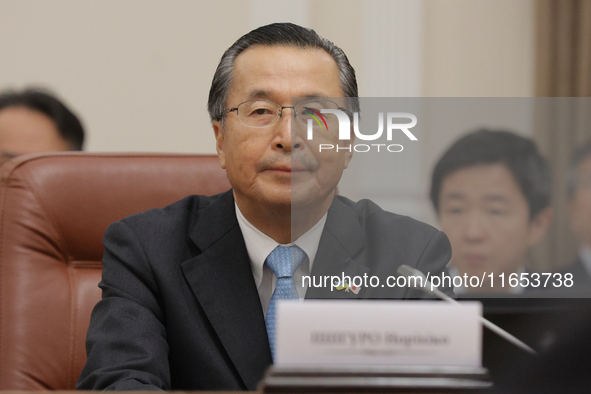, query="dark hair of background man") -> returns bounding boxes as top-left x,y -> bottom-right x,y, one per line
430,129 -> 552,219
207,22 -> 359,126
0,88 -> 85,151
